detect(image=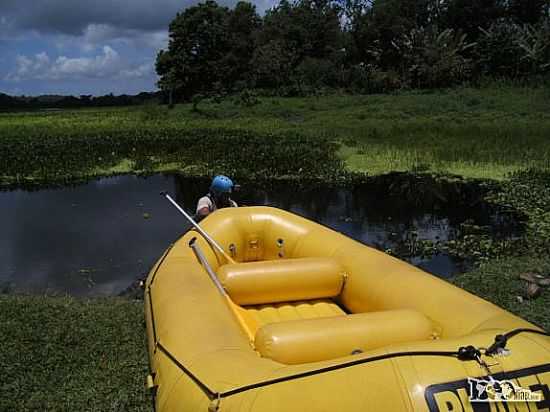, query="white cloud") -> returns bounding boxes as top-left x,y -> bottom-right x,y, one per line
51,45 -> 120,78
119,62 -> 154,78
5,46 -> 154,82
6,87 -> 22,96
141,30 -> 169,50
83,24 -> 120,45
6,55 -> 35,81
7,51 -> 52,81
